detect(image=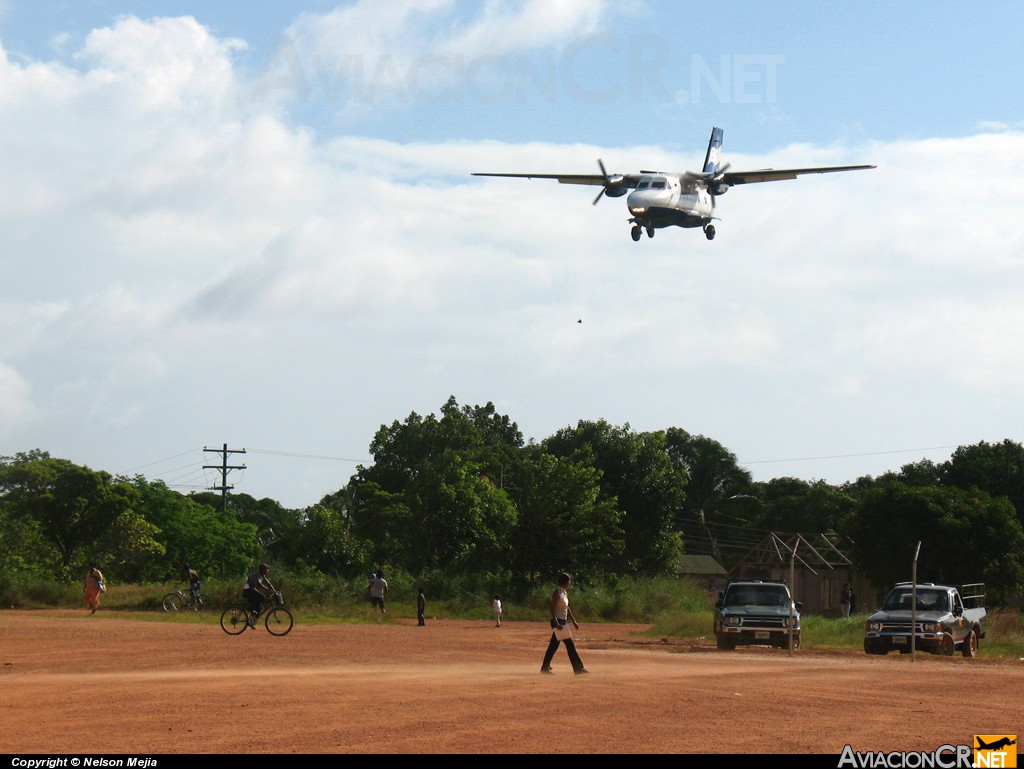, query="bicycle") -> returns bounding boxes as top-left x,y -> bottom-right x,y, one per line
220,590 -> 293,636
162,589 -> 206,613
